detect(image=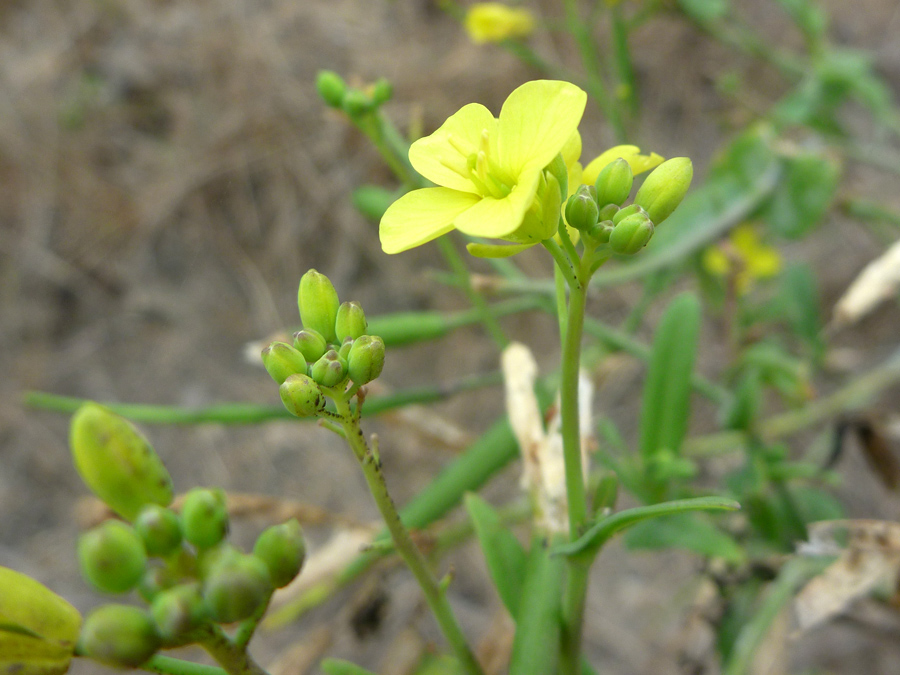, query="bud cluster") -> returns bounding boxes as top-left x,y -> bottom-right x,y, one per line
316,70 -> 393,118
68,405 -> 306,668
263,269 -> 386,417
563,157 -> 693,256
